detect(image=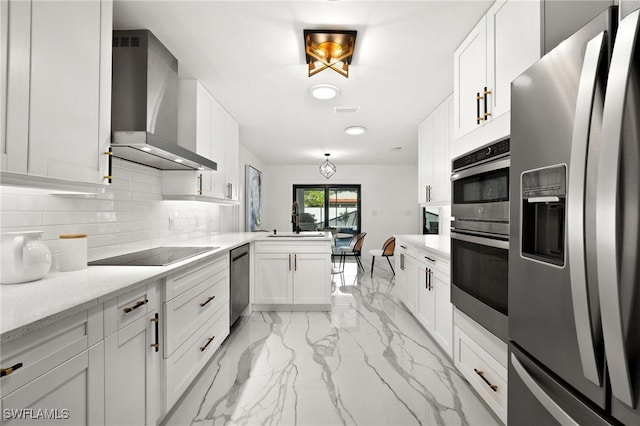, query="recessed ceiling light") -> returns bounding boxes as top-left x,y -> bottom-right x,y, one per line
344,126 -> 367,136
309,84 -> 340,100
174,159 -> 183,163
141,147 -> 152,152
